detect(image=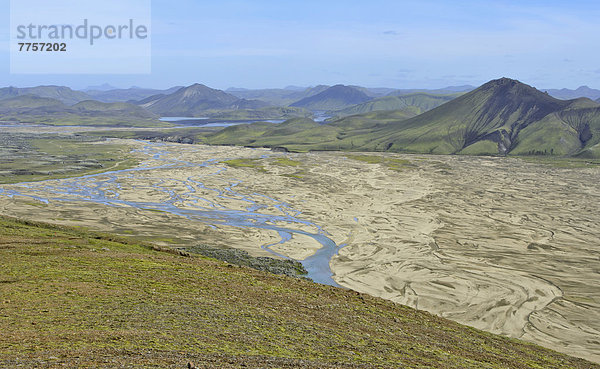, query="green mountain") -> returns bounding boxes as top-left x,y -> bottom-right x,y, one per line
0,94 -> 67,112
290,85 -> 372,111
1,215 -> 596,368
332,92 -> 462,117
0,85 -> 92,105
142,83 -> 270,117
204,110 -> 419,151
203,78 -> 600,158
84,86 -> 184,103
0,95 -> 163,127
